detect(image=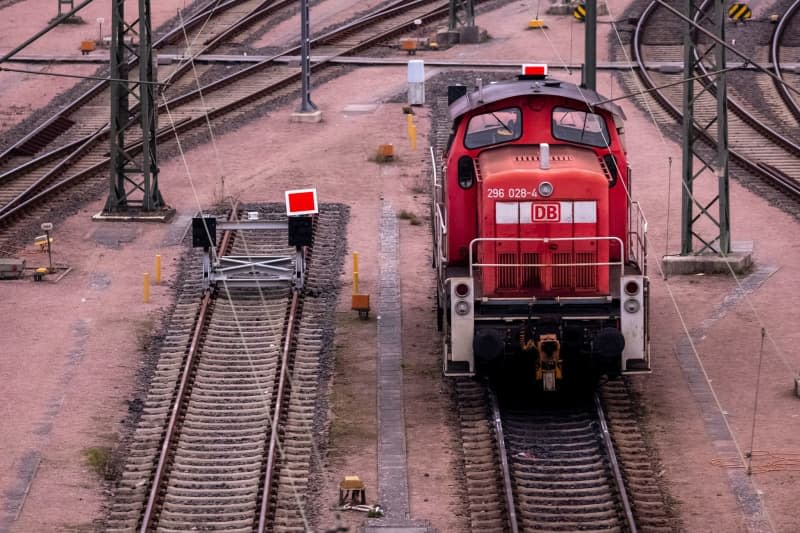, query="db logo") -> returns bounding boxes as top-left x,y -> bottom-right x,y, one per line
532,203 -> 560,222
